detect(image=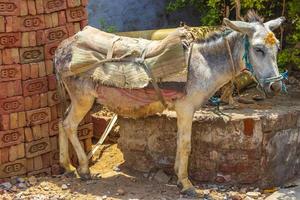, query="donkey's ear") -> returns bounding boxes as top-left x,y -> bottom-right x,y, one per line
223,18 -> 255,35
264,17 -> 286,30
